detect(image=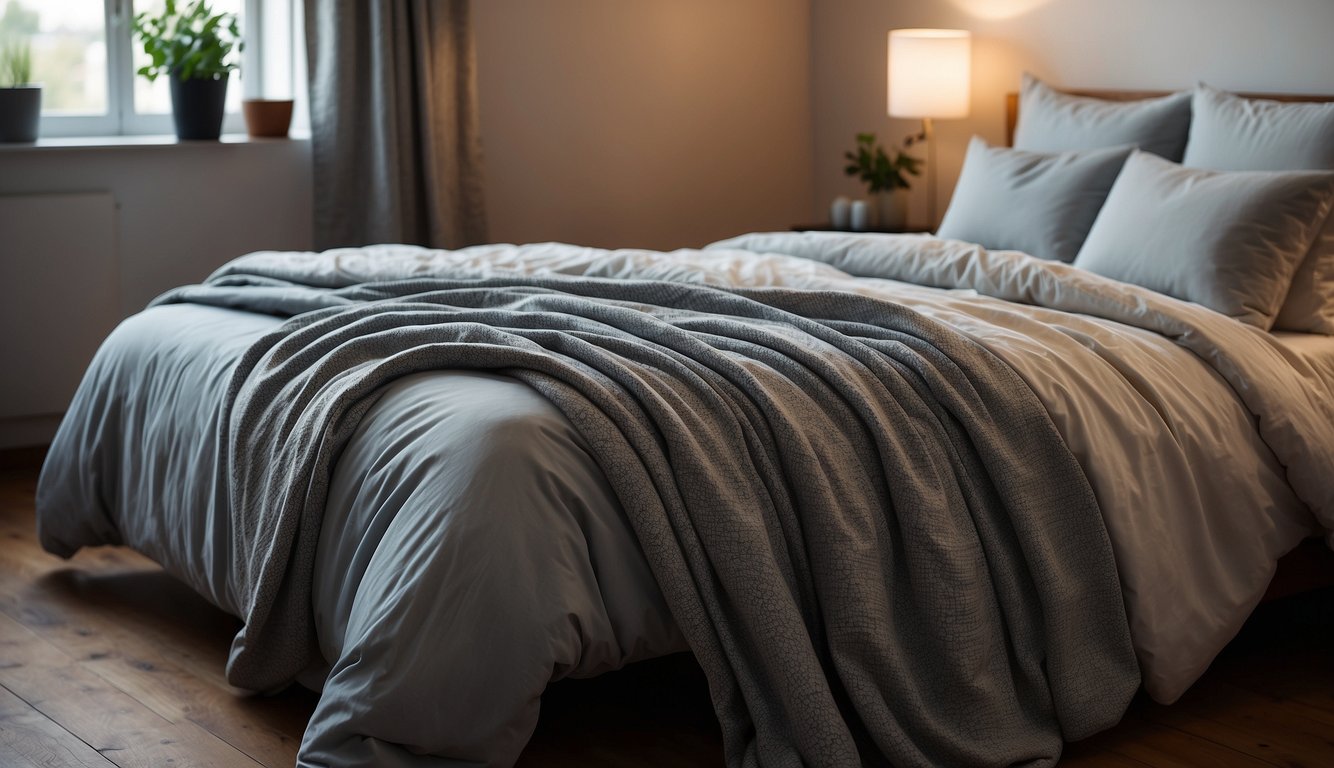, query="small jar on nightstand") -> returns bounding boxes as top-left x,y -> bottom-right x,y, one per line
789,222 -> 931,235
